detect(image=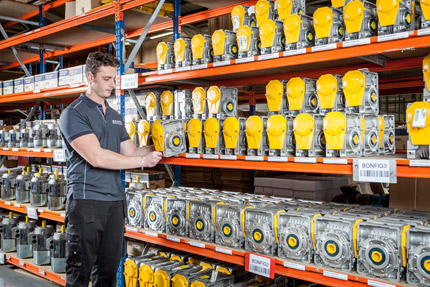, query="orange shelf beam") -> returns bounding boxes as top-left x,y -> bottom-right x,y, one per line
0,200 -> 65,223
0,86 -> 86,104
